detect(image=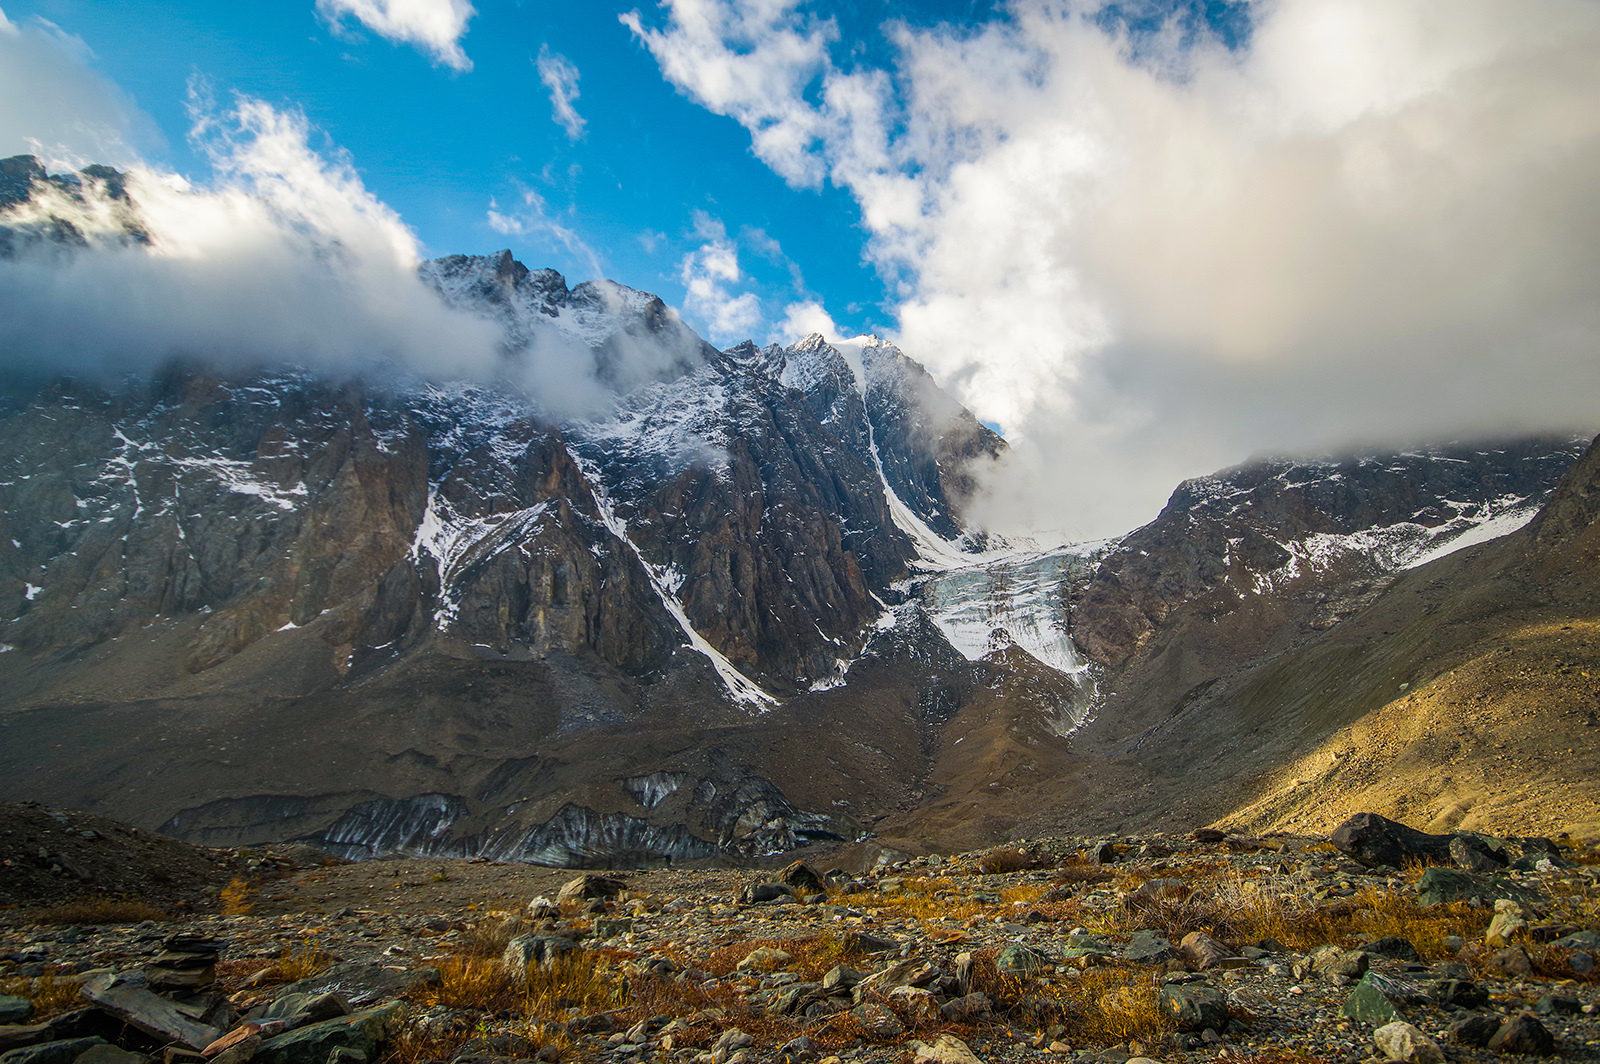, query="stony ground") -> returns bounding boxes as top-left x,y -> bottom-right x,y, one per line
1,819 -> 1599,1064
